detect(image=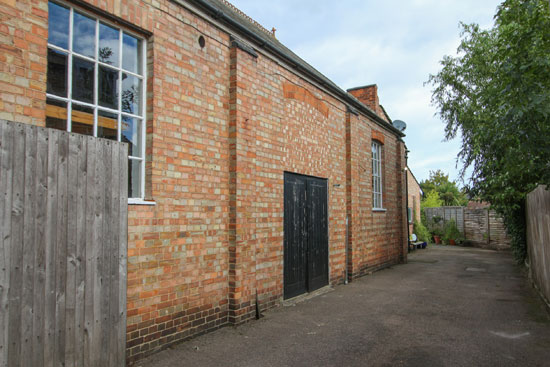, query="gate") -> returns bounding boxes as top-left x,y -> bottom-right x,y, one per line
283,172 -> 328,299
